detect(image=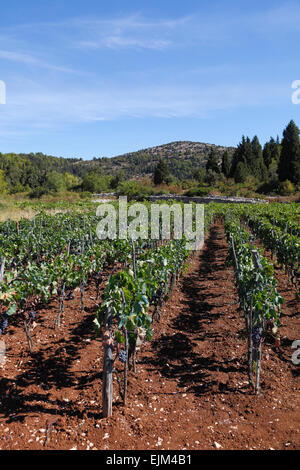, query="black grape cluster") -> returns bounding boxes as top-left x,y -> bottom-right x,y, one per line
119,350 -> 127,363
66,291 -> 74,301
252,326 -> 263,348
24,311 -> 36,326
0,314 -> 9,337
151,287 -> 163,304
29,311 -> 36,321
